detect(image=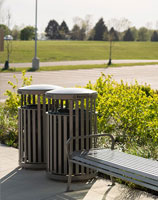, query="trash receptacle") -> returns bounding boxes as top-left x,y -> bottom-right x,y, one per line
18,84 -> 62,169
45,88 -> 98,181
